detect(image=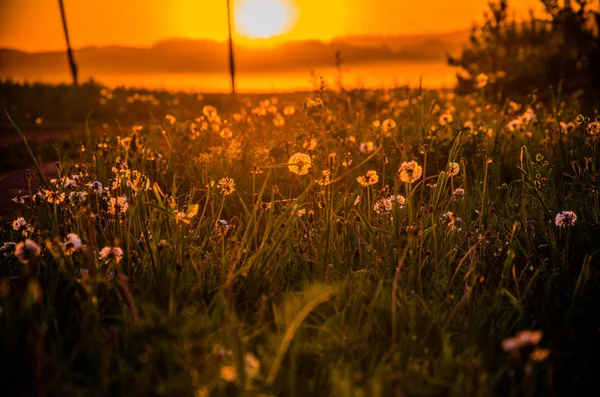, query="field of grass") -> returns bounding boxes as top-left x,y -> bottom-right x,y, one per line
1,82 -> 599,396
